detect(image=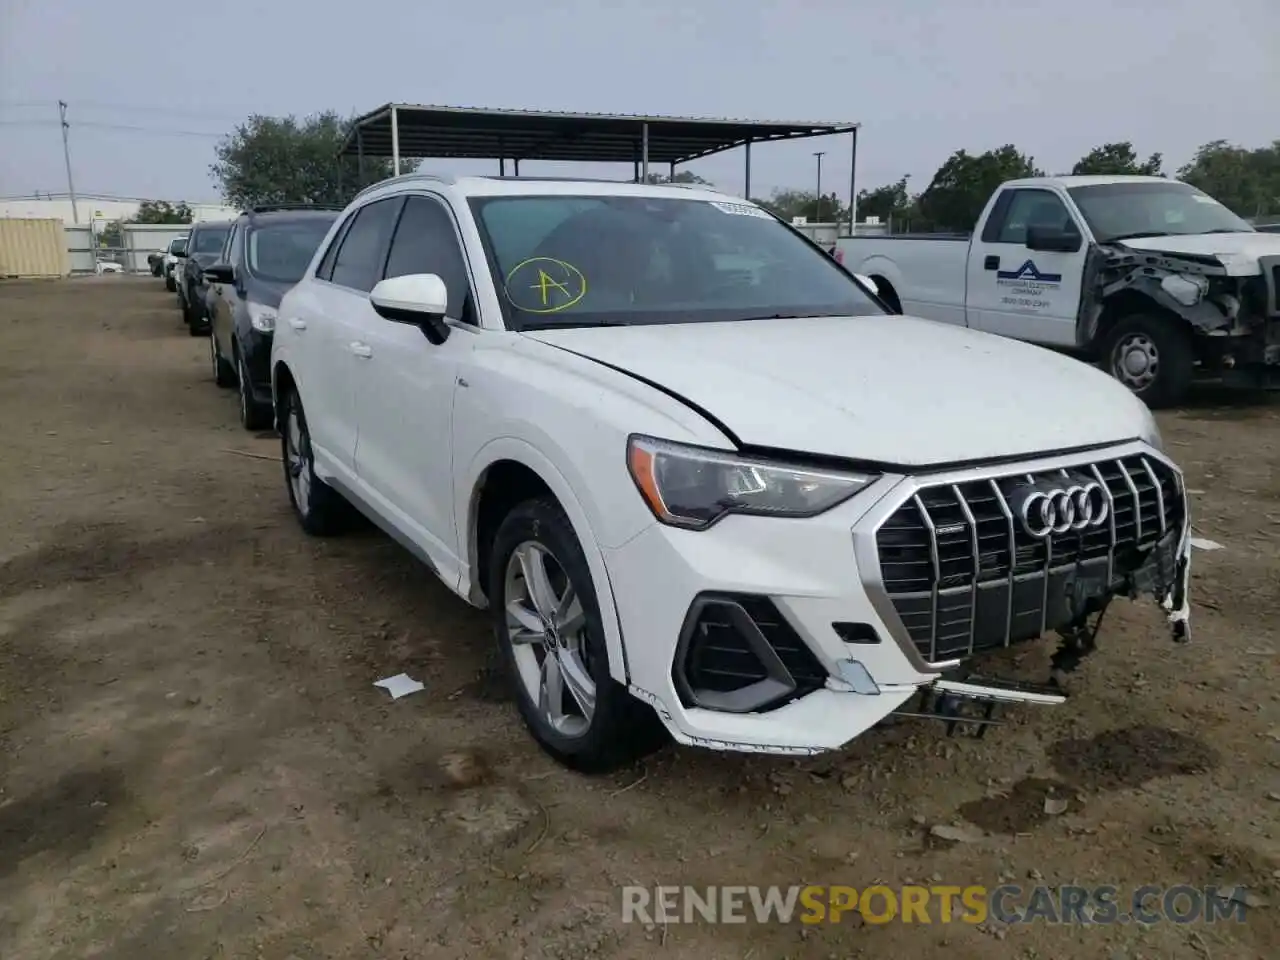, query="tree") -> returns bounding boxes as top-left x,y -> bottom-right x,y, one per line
98,222 -> 121,247
750,188 -> 849,223
917,146 -> 1043,233
856,176 -> 912,224
1071,142 -> 1163,176
644,170 -> 713,185
1177,139 -> 1280,219
211,111 -> 403,208
131,200 -> 193,224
